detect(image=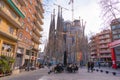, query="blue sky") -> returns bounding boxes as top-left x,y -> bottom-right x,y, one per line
40,0 -> 104,51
